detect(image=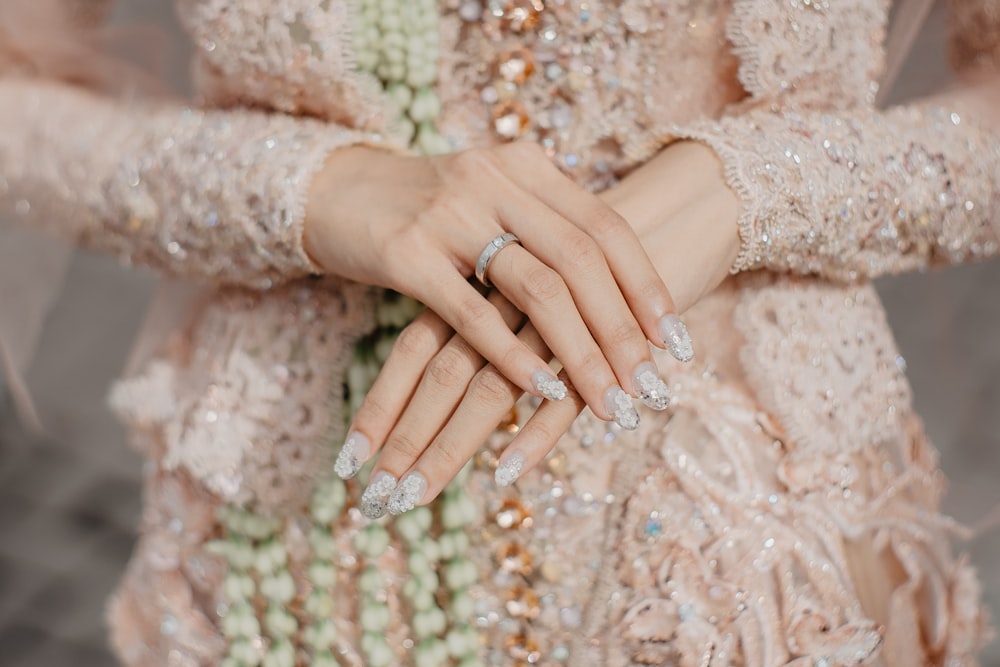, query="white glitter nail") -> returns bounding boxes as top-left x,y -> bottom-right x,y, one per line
604,387 -> 639,430
532,370 -> 567,401
361,471 -> 397,519
388,472 -> 427,515
334,432 -> 370,479
658,314 -> 694,362
494,452 -> 525,487
632,362 -> 670,411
